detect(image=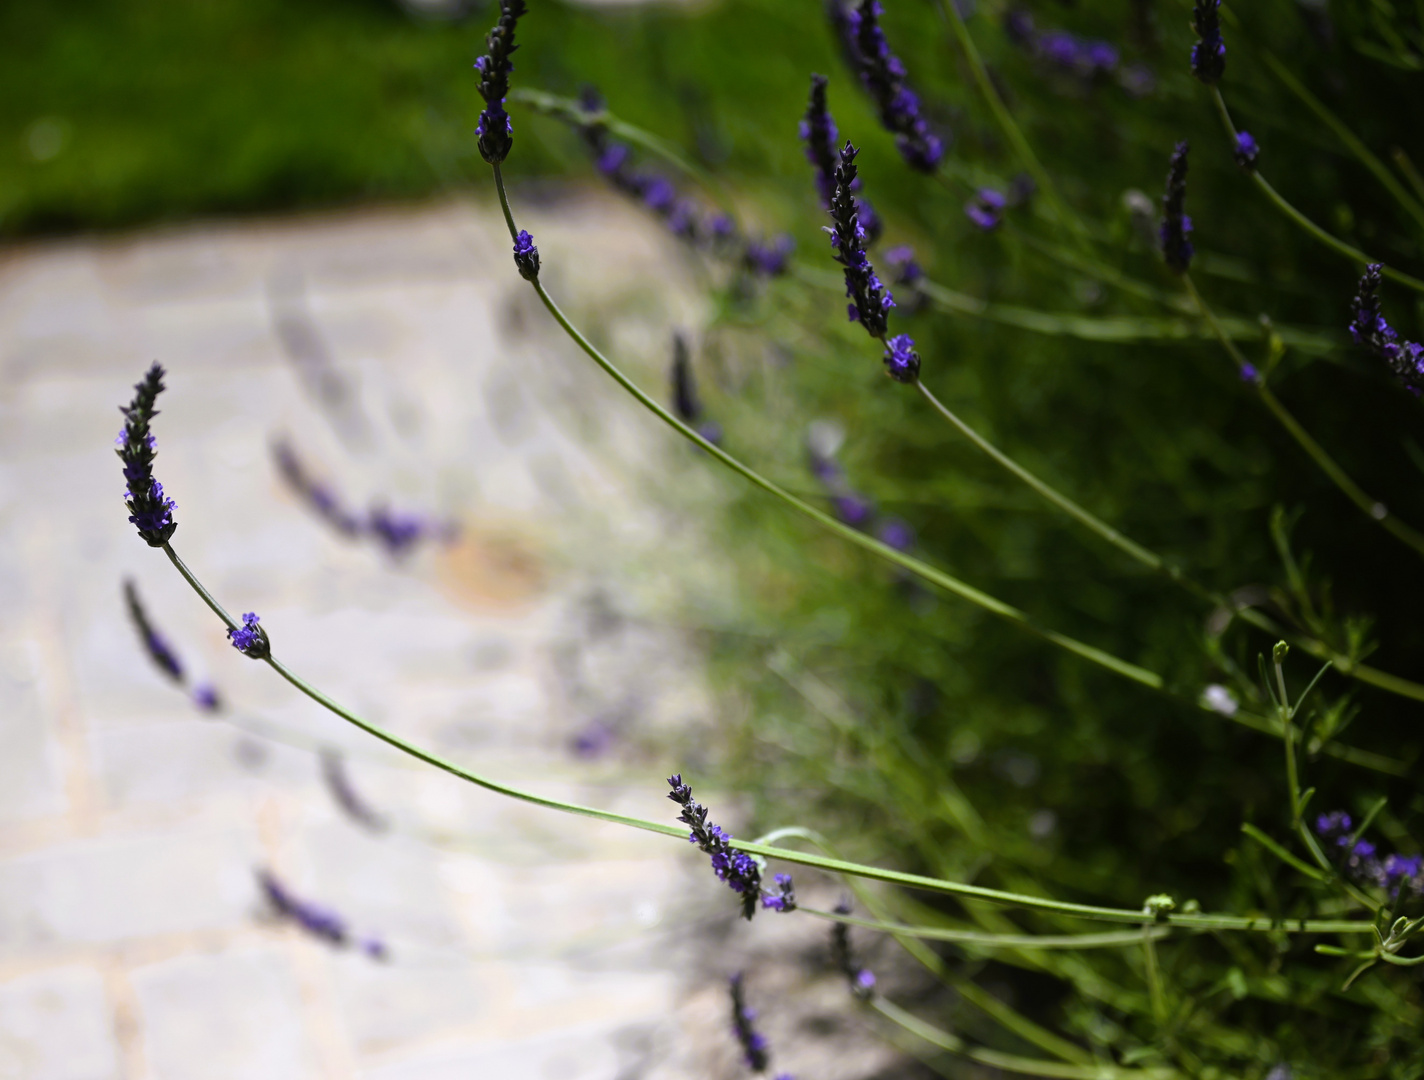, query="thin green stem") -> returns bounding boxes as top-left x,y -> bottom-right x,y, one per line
915,381 -> 1424,710
154,548 -> 1377,935
491,169 -> 1409,772
872,997 -> 1178,1080
488,167 -> 1167,696
802,907 -> 1178,950
932,0 -> 1091,252
916,381 -> 1164,571
1240,823 -> 1331,883
1261,53 -> 1424,235
1183,273 -> 1424,560
1209,89 -> 1424,295
1142,931 -> 1167,1025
